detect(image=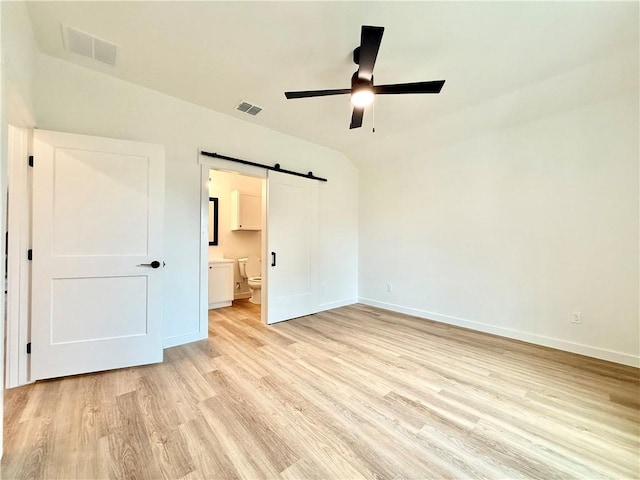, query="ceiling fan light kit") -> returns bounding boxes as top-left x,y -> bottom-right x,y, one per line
350,89 -> 374,107
284,25 -> 446,130
350,71 -> 375,107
